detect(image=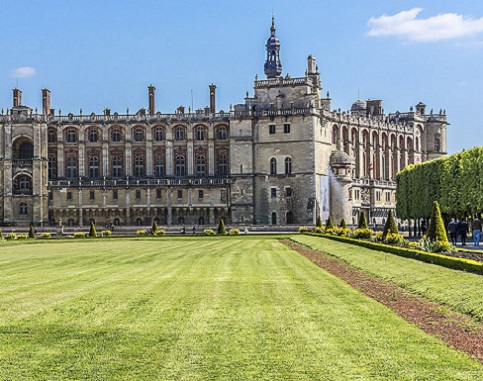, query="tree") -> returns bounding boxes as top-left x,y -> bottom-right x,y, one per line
427,201 -> 448,243
382,210 -> 398,239
326,216 -> 334,229
152,220 -> 158,234
316,216 -> 323,228
89,222 -> 97,238
28,224 -> 35,239
340,219 -> 346,229
217,219 -> 226,235
358,211 -> 368,229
